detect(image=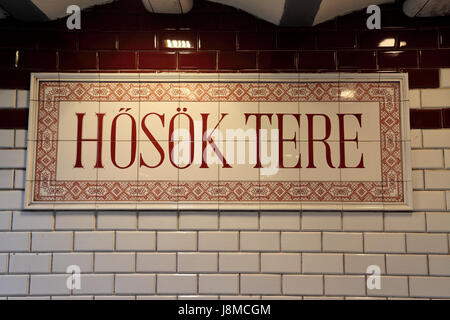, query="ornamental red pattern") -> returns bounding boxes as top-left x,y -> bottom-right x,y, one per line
33,81 -> 403,203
